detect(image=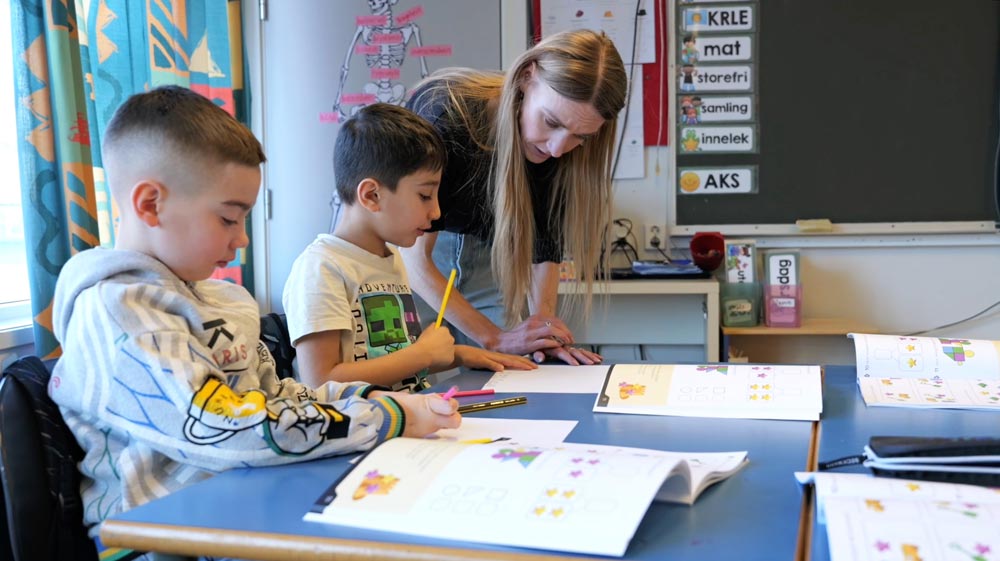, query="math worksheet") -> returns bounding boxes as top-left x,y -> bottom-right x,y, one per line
804,472 -> 1000,561
850,333 -> 1000,410
592,363 -> 823,421
305,438 -> 745,557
